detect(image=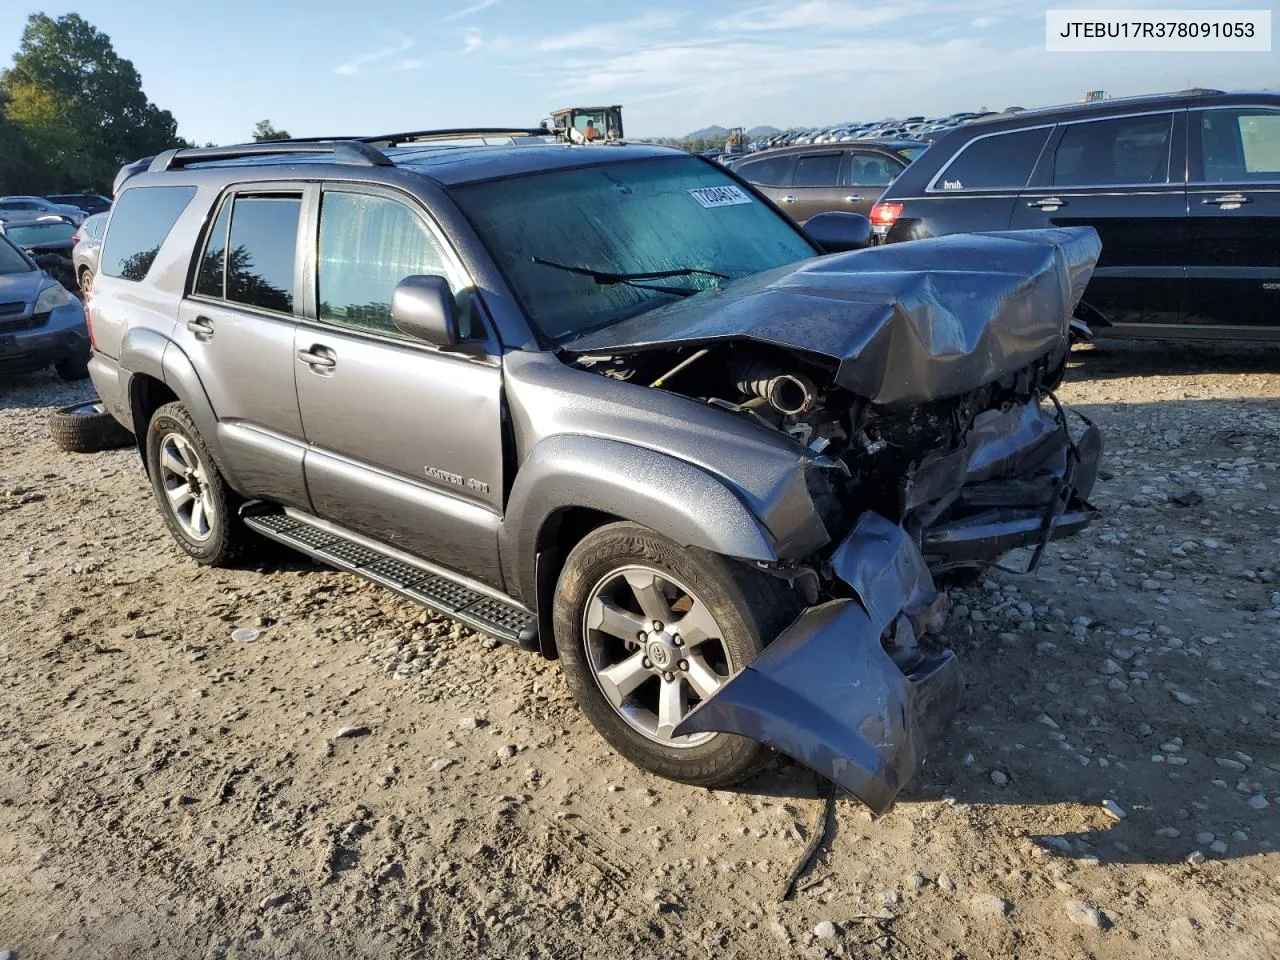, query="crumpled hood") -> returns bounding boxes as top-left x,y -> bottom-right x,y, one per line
0,270 -> 43,305
564,226 -> 1100,405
